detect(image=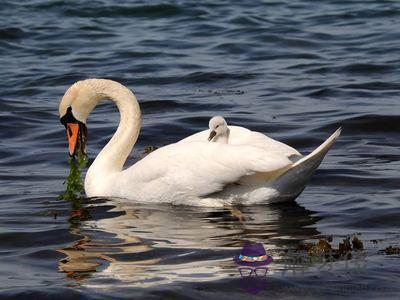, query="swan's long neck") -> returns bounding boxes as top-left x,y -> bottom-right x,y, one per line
83,80 -> 141,179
